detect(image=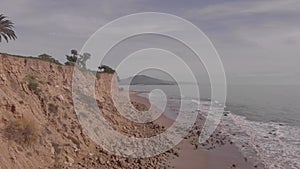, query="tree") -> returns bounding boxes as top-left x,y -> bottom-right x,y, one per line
65,50 -> 91,68
98,65 -> 115,73
65,49 -> 78,64
0,14 -> 17,43
71,49 -> 78,57
78,52 -> 91,69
